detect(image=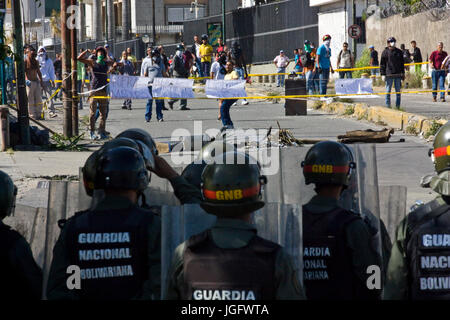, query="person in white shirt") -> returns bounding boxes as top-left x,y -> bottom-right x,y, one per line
273,50 -> 290,87
37,46 -> 57,118
210,52 -> 227,120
